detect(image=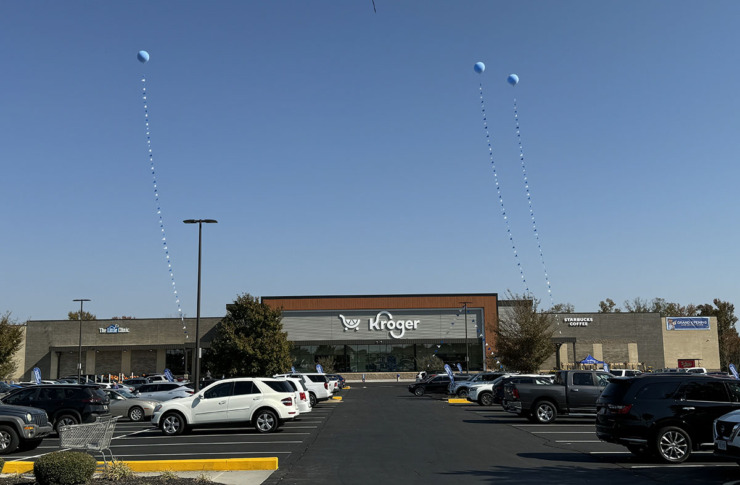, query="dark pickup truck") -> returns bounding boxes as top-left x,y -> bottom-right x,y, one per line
502,370 -> 611,423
